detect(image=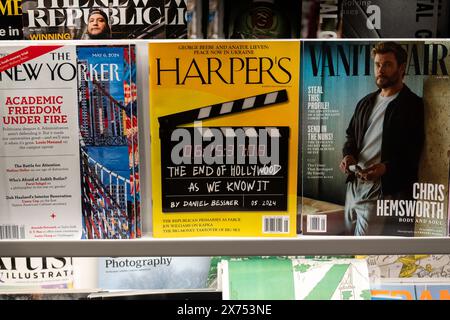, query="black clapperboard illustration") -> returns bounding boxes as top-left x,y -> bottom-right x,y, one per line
158,90 -> 290,212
